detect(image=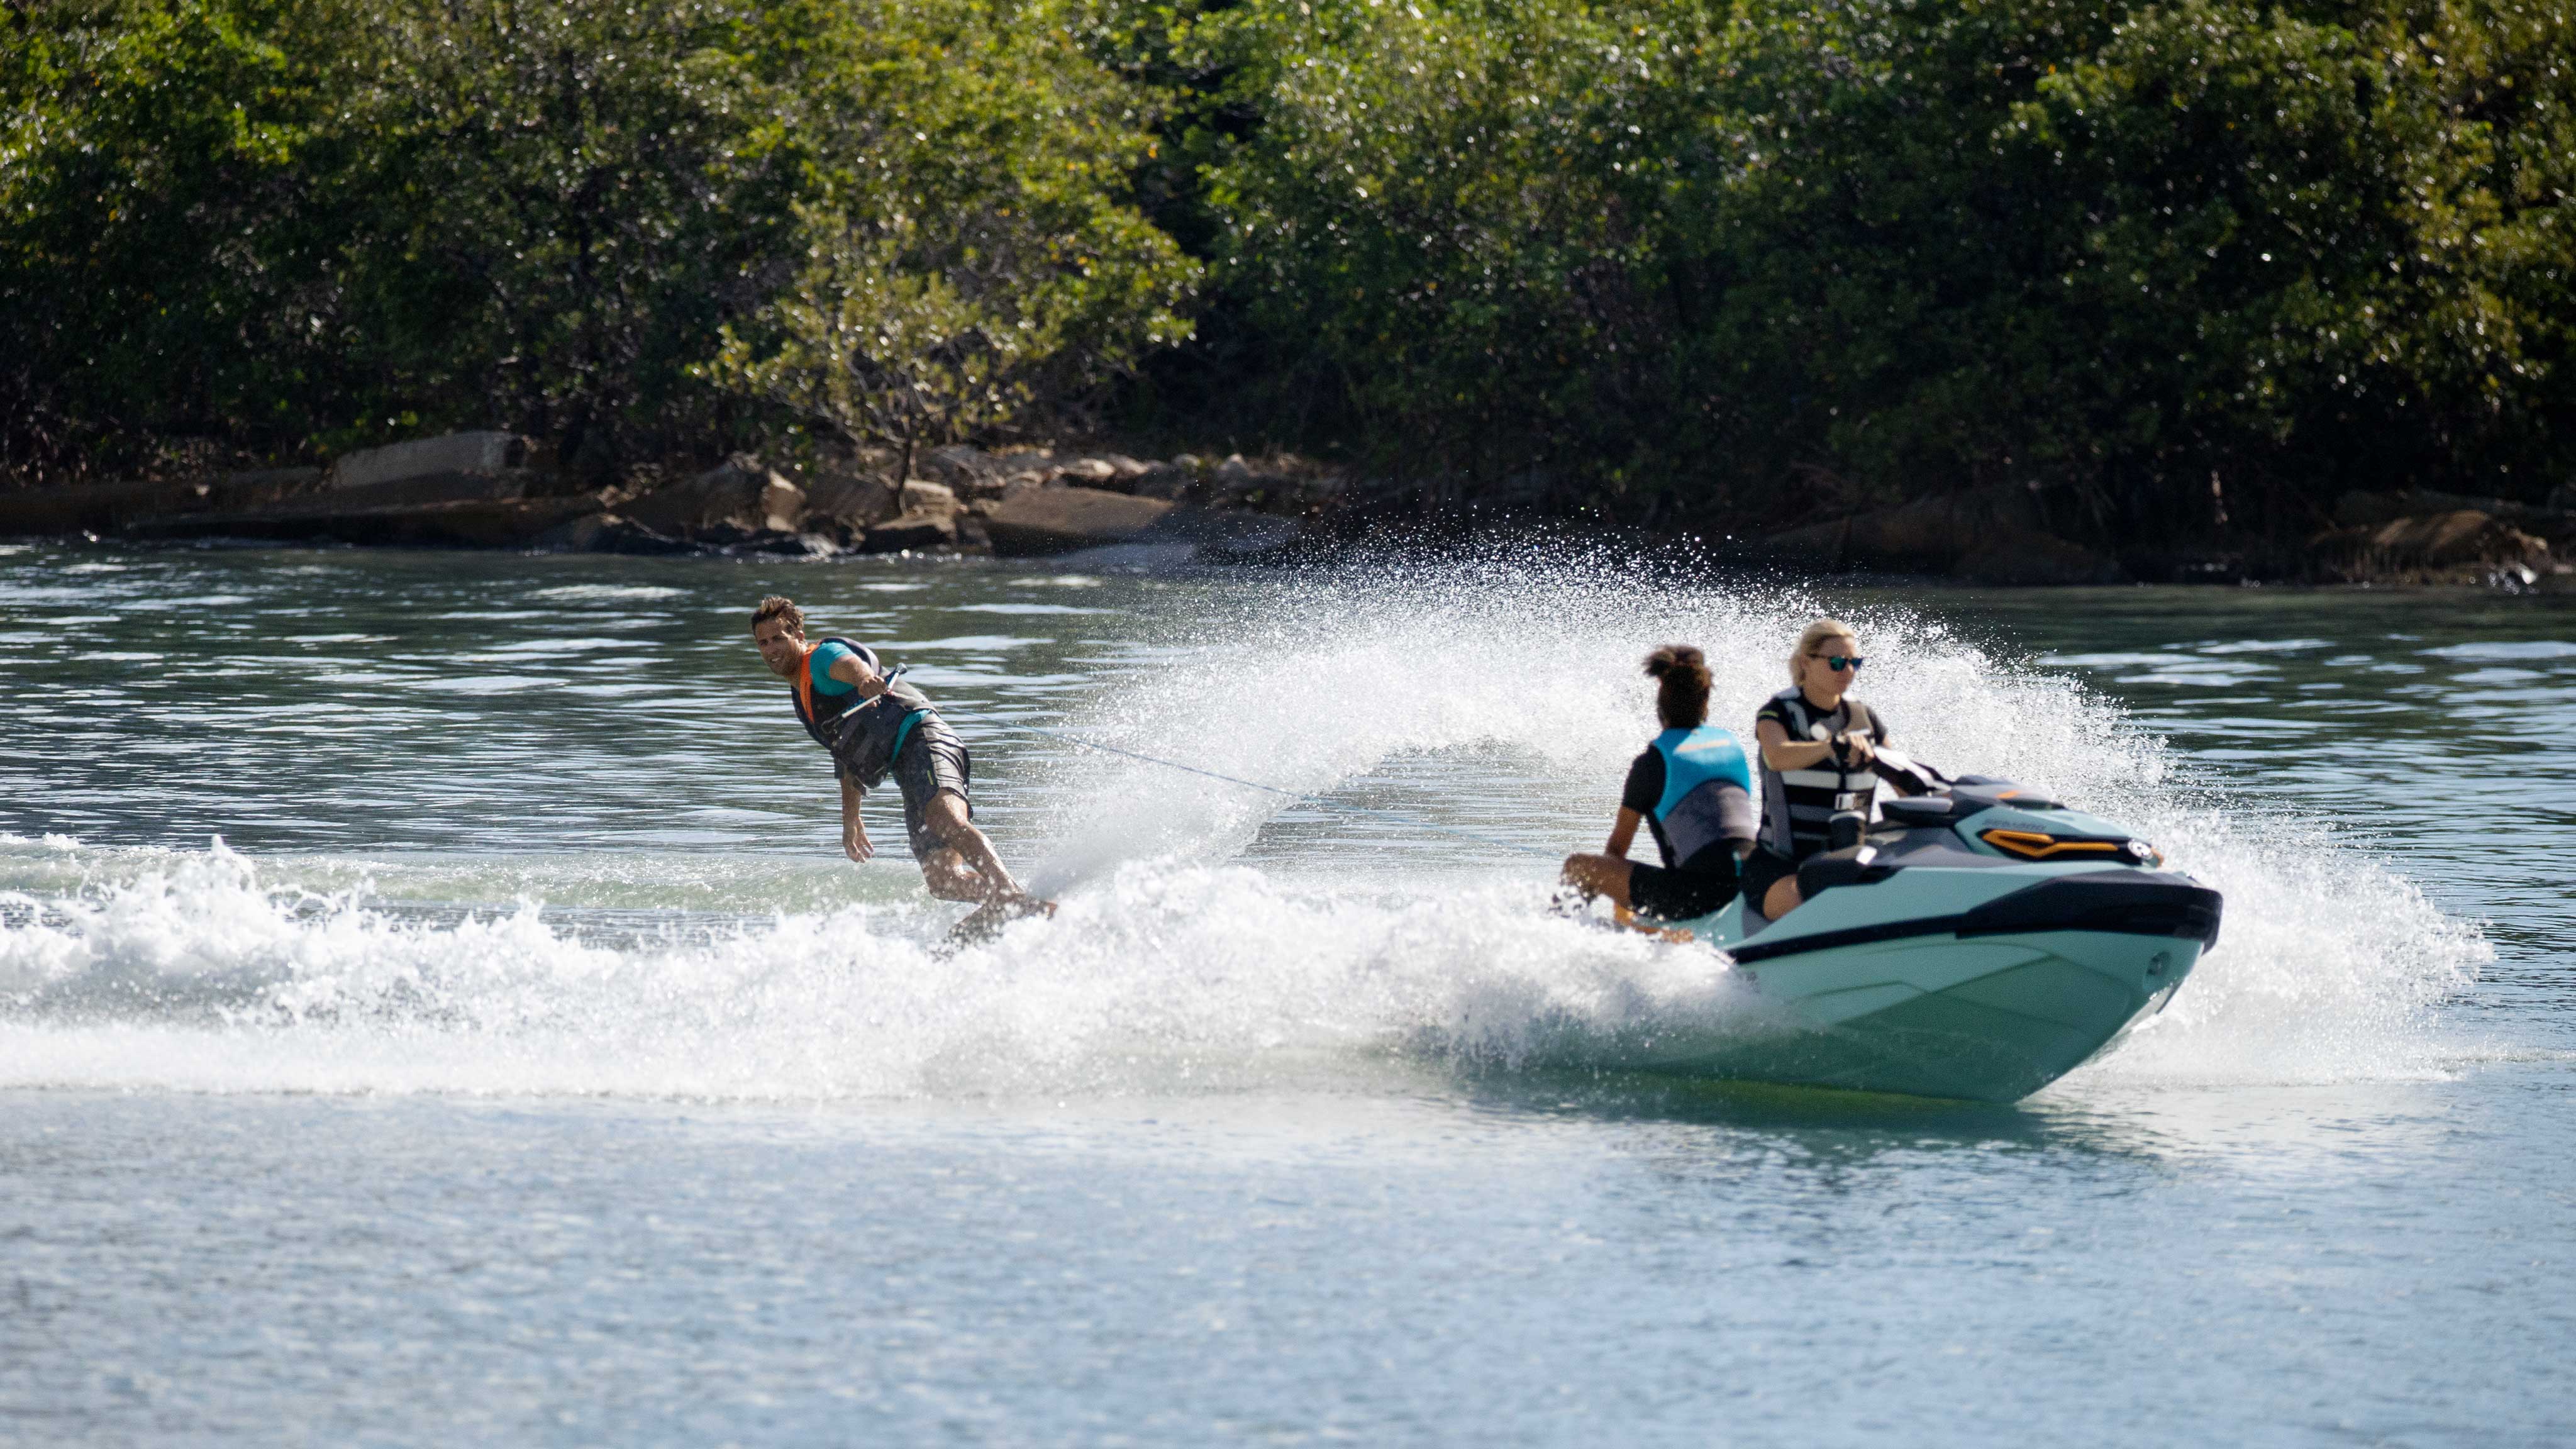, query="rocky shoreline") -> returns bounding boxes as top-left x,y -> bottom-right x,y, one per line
5,431 -> 2572,589
0,433 -> 1335,563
